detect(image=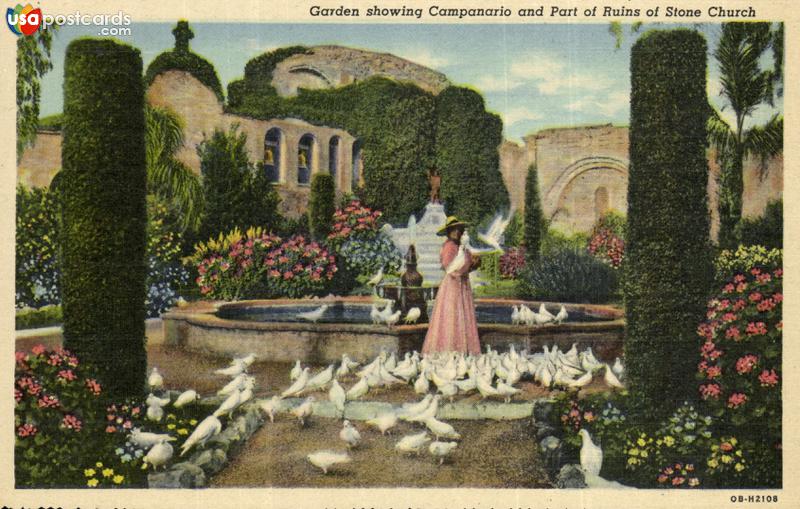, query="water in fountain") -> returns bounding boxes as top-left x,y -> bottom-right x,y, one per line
385,202 -> 447,284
